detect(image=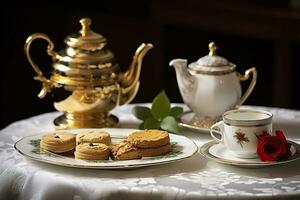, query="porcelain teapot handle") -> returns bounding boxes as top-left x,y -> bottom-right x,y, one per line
235,67 -> 257,107
24,33 -> 58,99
